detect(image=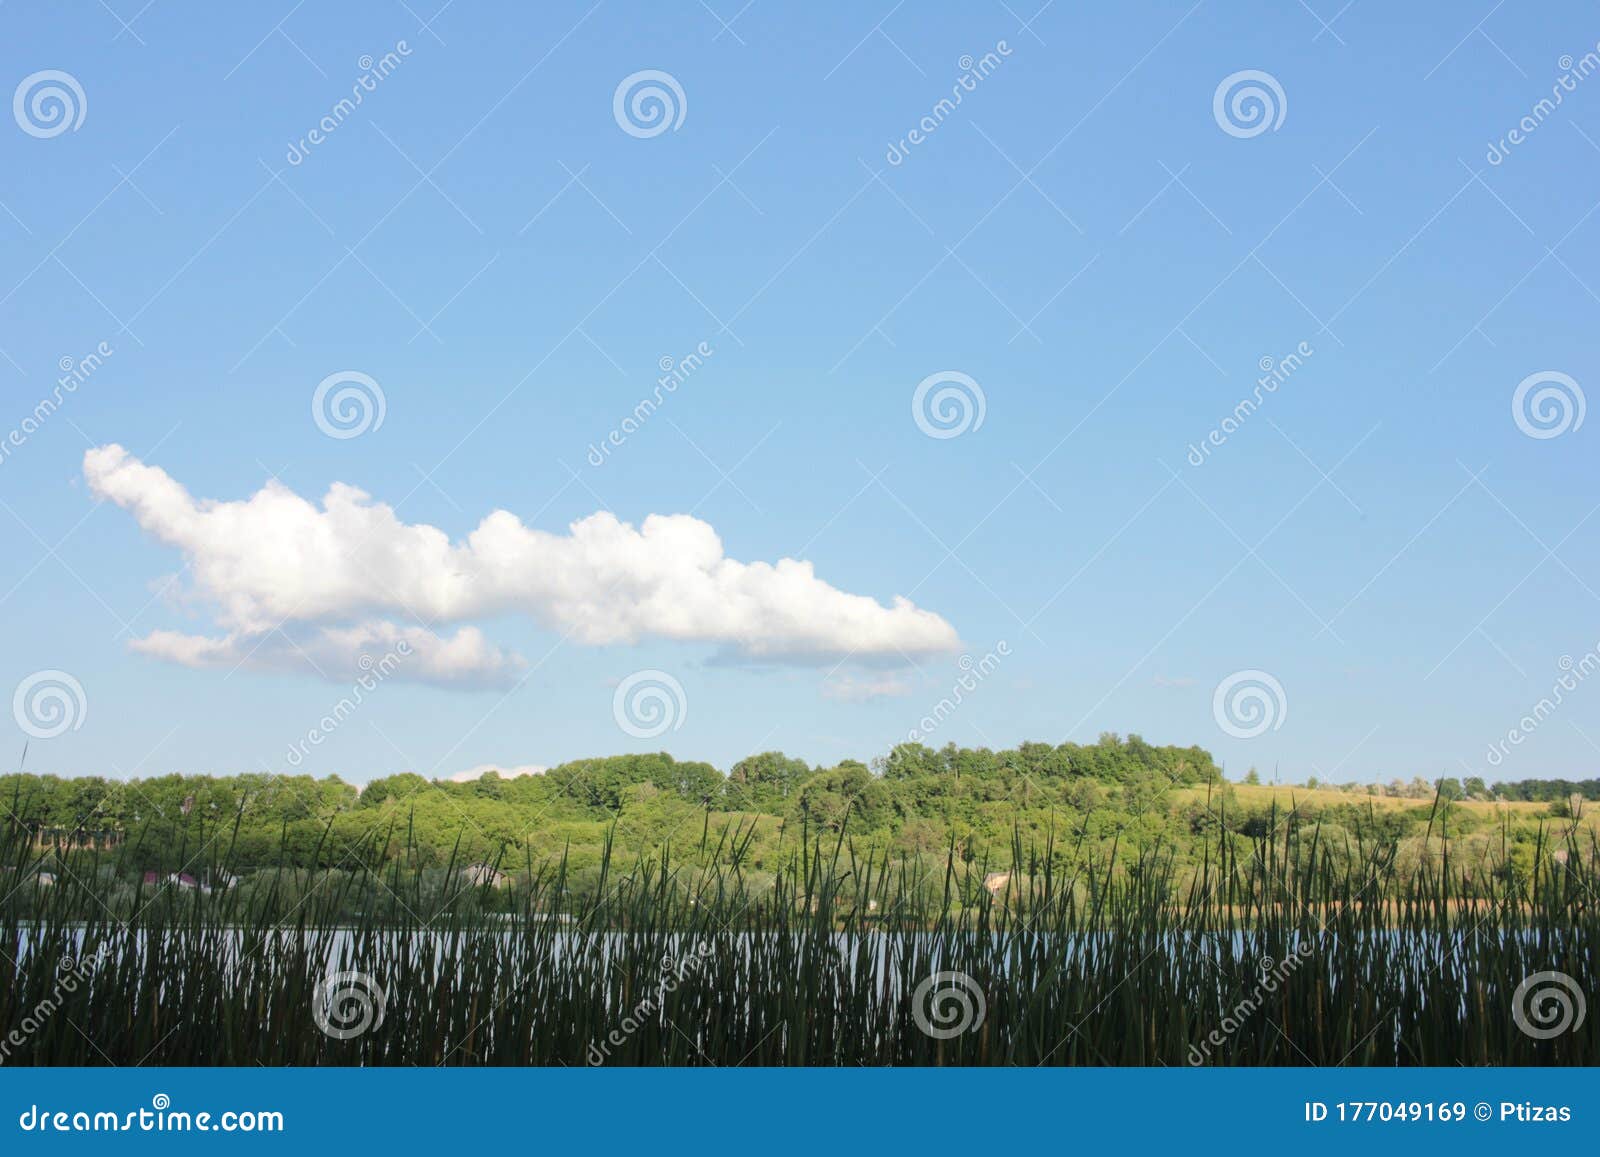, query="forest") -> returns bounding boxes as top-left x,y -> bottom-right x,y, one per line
4,734 -> 1591,907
